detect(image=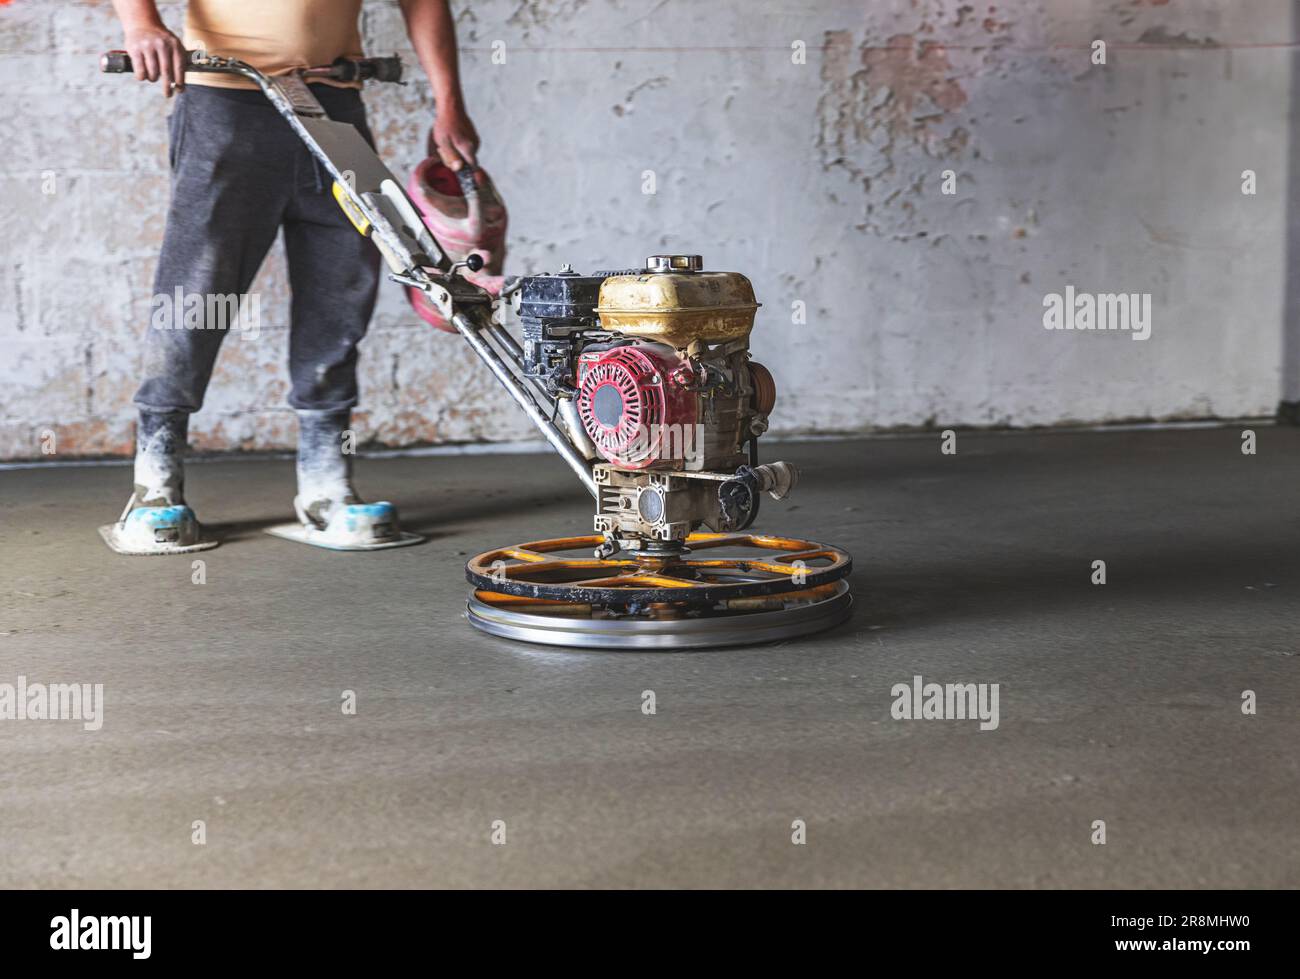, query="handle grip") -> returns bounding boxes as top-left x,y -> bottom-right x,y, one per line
364,56 -> 403,83
455,164 -> 479,197
100,50 -> 134,73
322,55 -> 403,83
99,49 -> 200,73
